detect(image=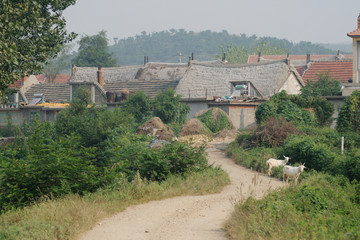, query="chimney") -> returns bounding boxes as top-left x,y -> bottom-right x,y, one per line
147,56 -> 149,63
358,13 -> 360,29
144,56 -> 147,66
286,53 -> 289,59
257,52 -> 262,62
191,52 -> 194,60
23,71 -> 28,82
72,64 -> 76,75
306,54 -> 310,64
97,67 -> 104,86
